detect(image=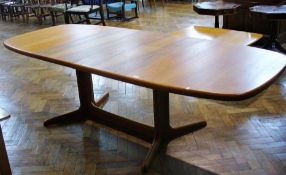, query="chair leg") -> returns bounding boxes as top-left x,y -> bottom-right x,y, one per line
148,0 -> 152,8
51,11 -> 56,26
84,13 -> 91,24
64,12 -> 70,24
25,12 -> 29,24
70,14 -> 75,23
99,7 -> 105,26
41,8 -> 46,20
21,7 -> 26,23
8,6 -> 13,22
122,7 -> 126,21
32,8 -> 42,24
38,15 -> 43,25
78,14 -> 82,23
107,9 -> 110,20
135,4 -> 138,18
